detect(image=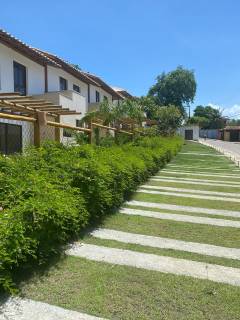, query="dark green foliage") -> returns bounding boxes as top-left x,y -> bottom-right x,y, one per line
148,66 -> 196,116
191,105 -> 225,129
0,136 -> 183,292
